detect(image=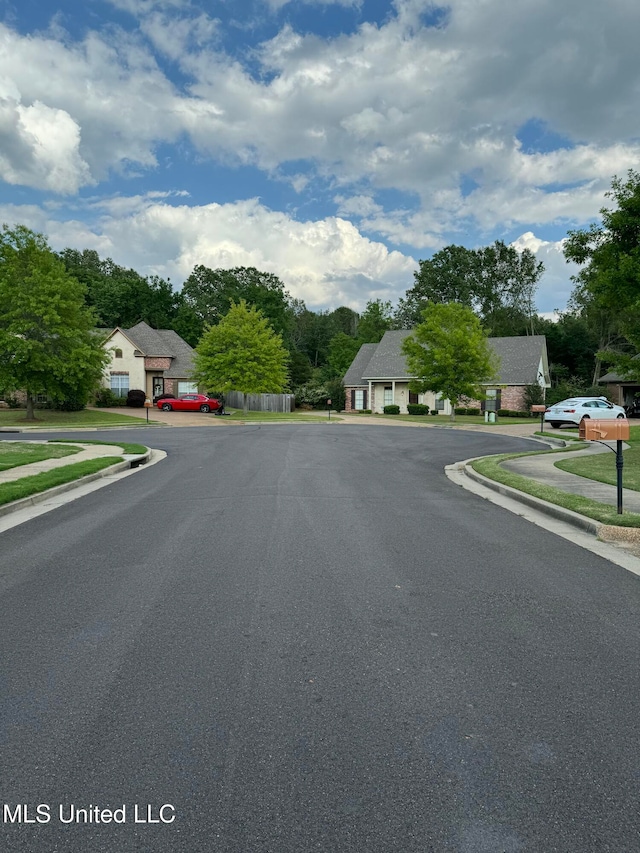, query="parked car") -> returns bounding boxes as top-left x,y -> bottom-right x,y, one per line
156,394 -> 223,413
544,397 -> 626,428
